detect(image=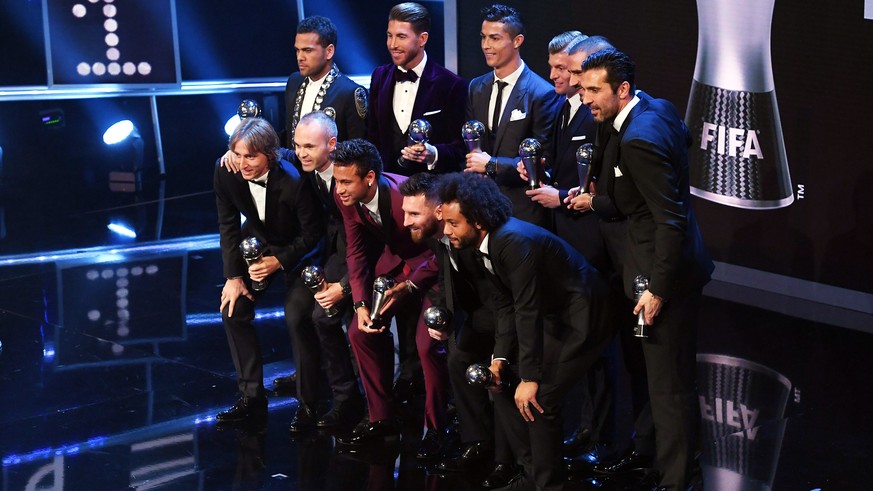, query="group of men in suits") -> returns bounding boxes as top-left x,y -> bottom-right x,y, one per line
212,2 -> 714,490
